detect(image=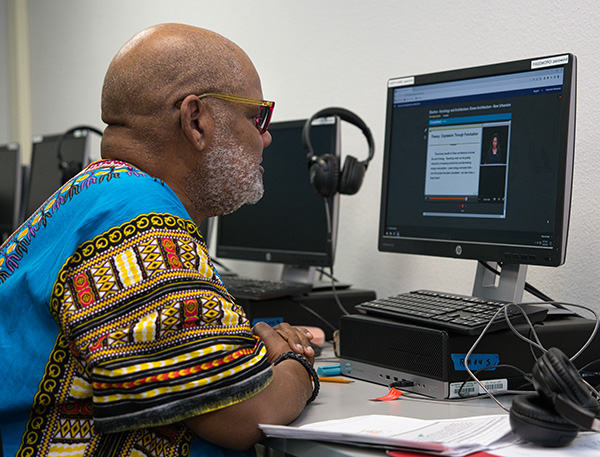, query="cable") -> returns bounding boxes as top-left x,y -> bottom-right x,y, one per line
579,359 -> 600,373
456,364 -> 532,398
463,300 -> 600,412
322,197 -> 349,318
315,267 -> 341,284
210,258 -> 234,273
505,301 -> 599,361
289,297 -> 337,332
322,196 -> 334,268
